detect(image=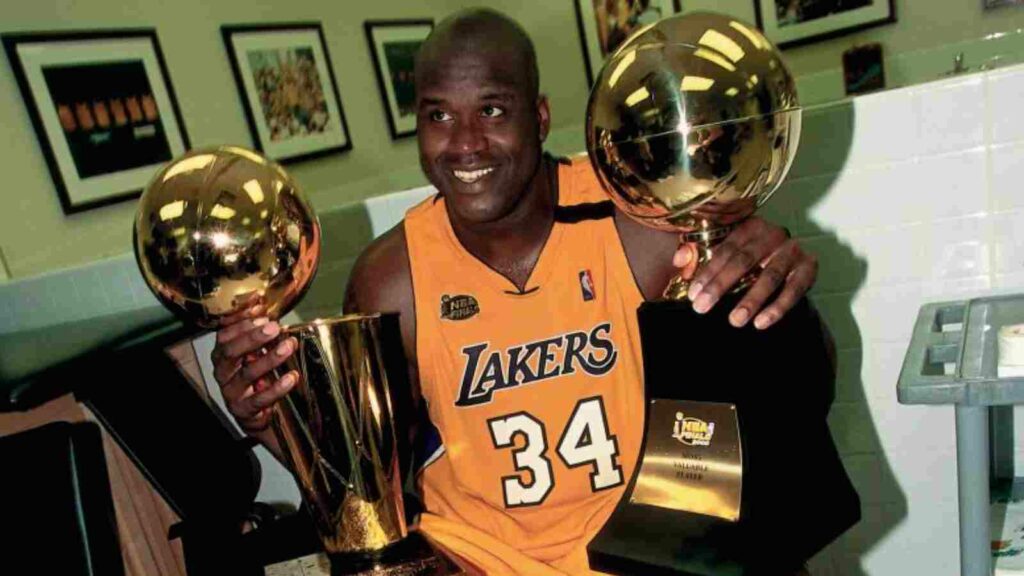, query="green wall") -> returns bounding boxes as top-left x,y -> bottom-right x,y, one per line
3,0 -> 1024,279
